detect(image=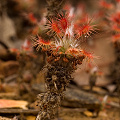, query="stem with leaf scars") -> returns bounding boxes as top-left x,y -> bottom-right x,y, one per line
36,51 -> 85,120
